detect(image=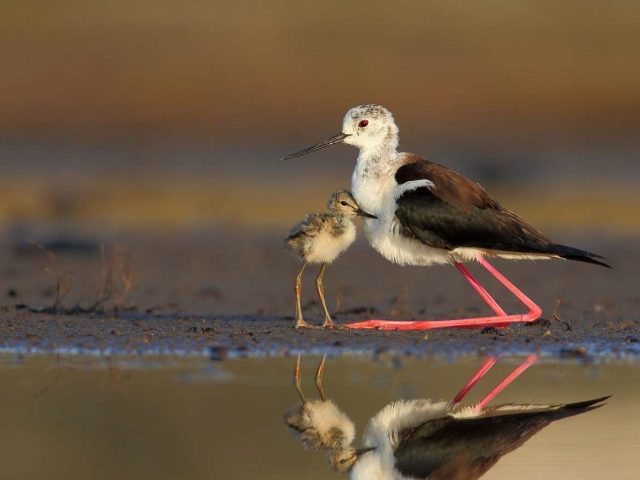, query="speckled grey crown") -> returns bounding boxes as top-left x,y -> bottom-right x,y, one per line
347,104 -> 393,121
